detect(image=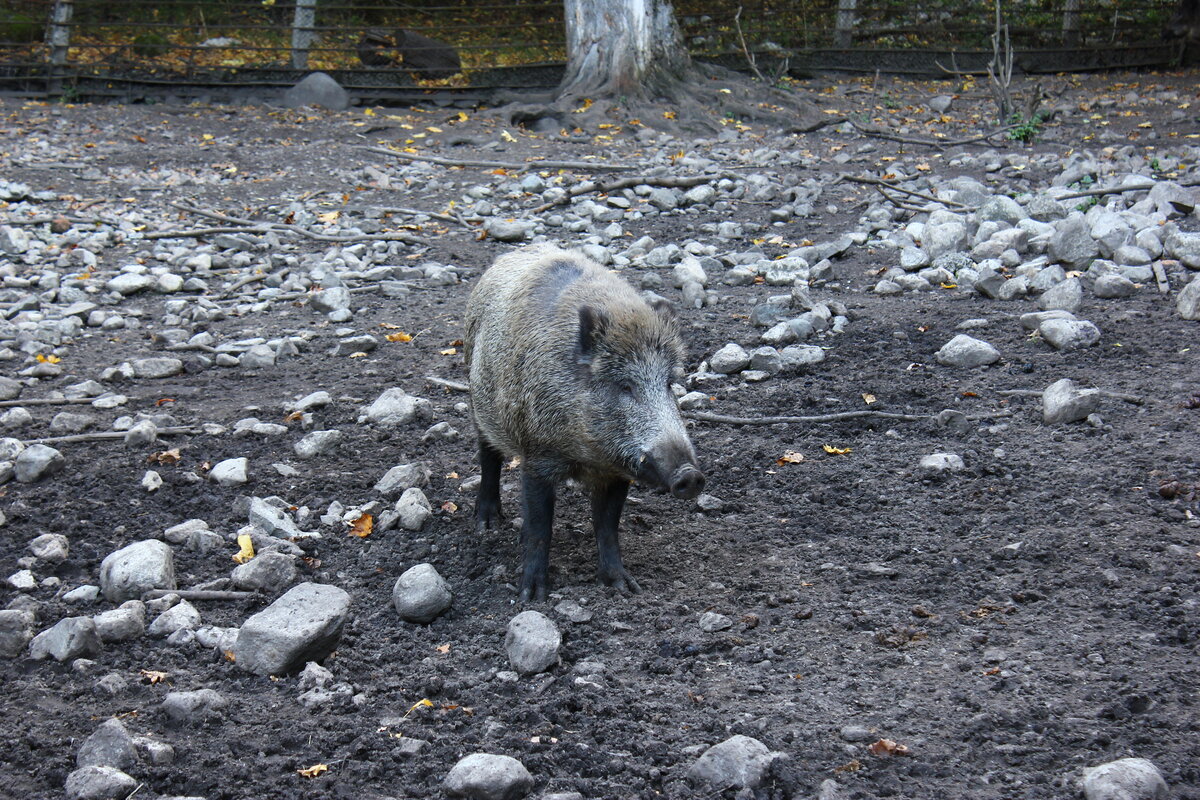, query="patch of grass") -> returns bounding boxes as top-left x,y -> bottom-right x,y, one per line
1006,111 -> 1044,143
